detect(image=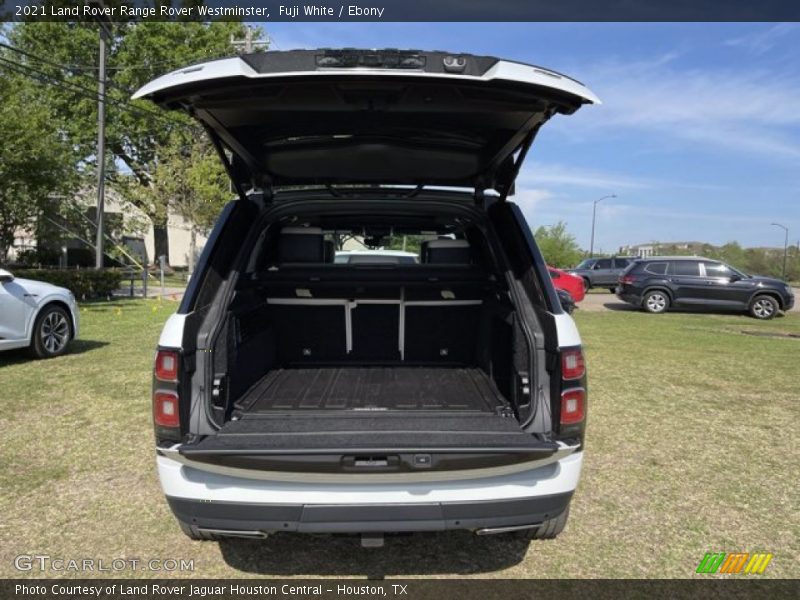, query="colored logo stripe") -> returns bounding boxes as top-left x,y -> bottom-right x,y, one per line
744,553 -> 773,574
720,553 -> 748,573
697,552 -> 773,575
697,553 -> 726,573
